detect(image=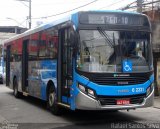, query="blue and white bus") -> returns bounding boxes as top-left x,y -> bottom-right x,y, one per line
4,10 -> 154,115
